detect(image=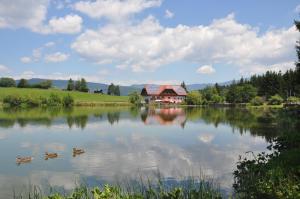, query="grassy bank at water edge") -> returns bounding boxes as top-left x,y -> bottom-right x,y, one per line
0,88 -> 130,106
